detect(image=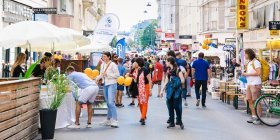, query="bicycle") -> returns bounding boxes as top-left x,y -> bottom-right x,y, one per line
254,90 -> 280,126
